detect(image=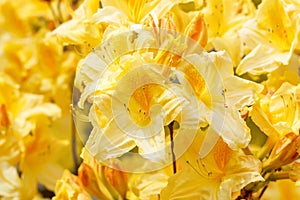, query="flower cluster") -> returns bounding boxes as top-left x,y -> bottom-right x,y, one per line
0,0 -> 300,199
